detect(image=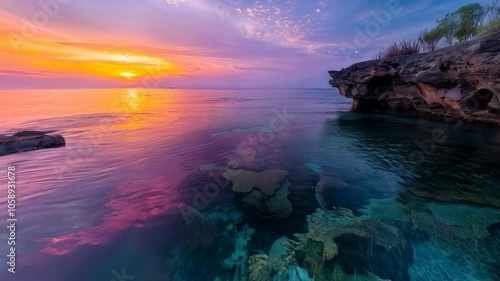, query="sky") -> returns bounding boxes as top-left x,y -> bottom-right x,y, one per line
0,0 -> 491,89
